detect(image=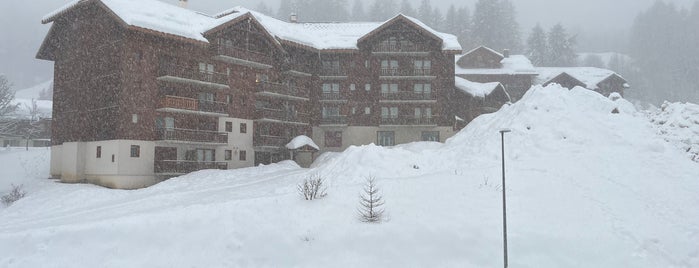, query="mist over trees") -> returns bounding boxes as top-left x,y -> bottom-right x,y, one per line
525,23 -> 577,67
628,1 -> 699,103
